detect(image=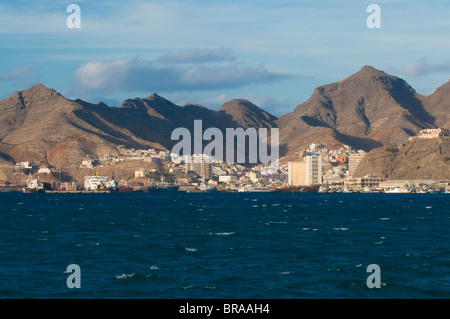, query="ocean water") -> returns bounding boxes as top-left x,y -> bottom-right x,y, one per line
0,192 -> 448,299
